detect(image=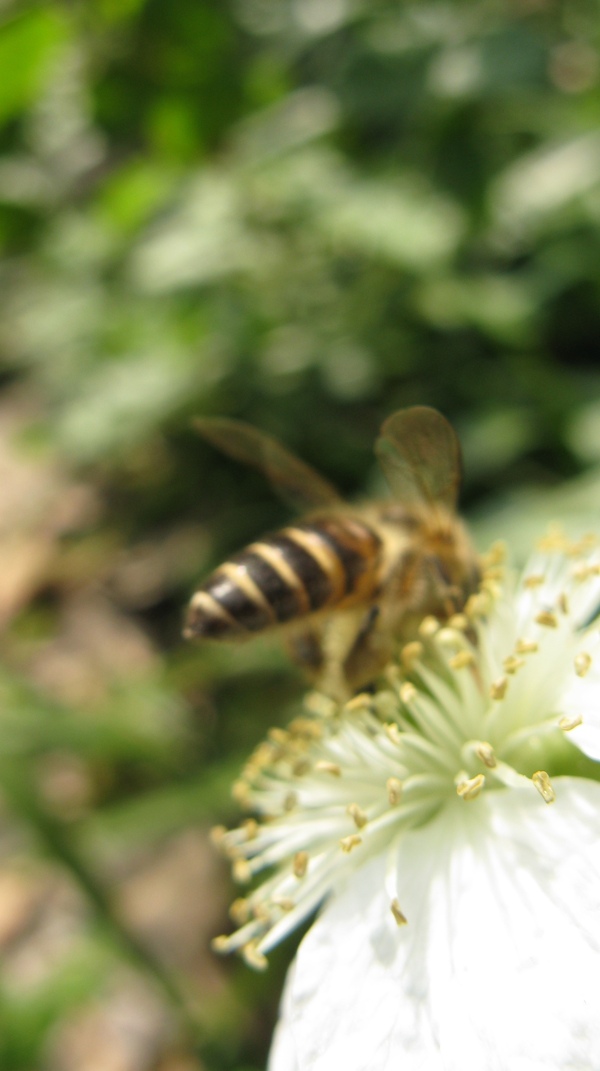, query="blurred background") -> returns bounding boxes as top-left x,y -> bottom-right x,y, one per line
1,0 -> 600,1068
